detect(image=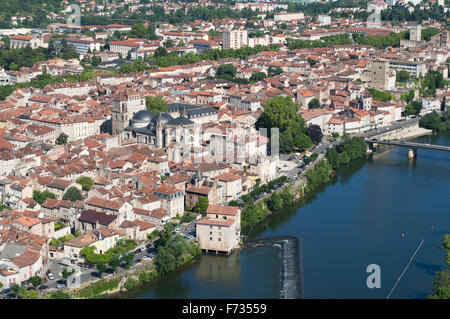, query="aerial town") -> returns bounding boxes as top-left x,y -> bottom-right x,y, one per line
0,0 -> 448,300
